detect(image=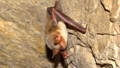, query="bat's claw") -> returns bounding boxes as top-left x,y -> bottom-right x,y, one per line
62,51 -> 69,59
